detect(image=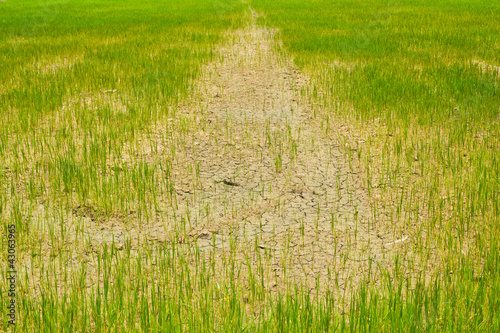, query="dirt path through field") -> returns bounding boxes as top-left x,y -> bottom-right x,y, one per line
133,15 -> 399,291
